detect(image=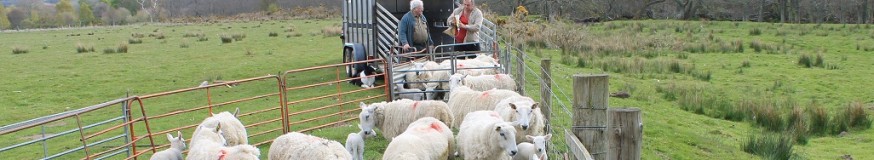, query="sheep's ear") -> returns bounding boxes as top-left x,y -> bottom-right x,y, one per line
167,133 -> 174,141
544,134 -> 552,140
233,108 -> 240,117
526,135 -> 534,141
509,103 -> 517,110
215,124 -> 222,132
359,102 -> 367,109
495,125 -> 502,131
531,102 -> 539,109
177,131 -> 183,140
